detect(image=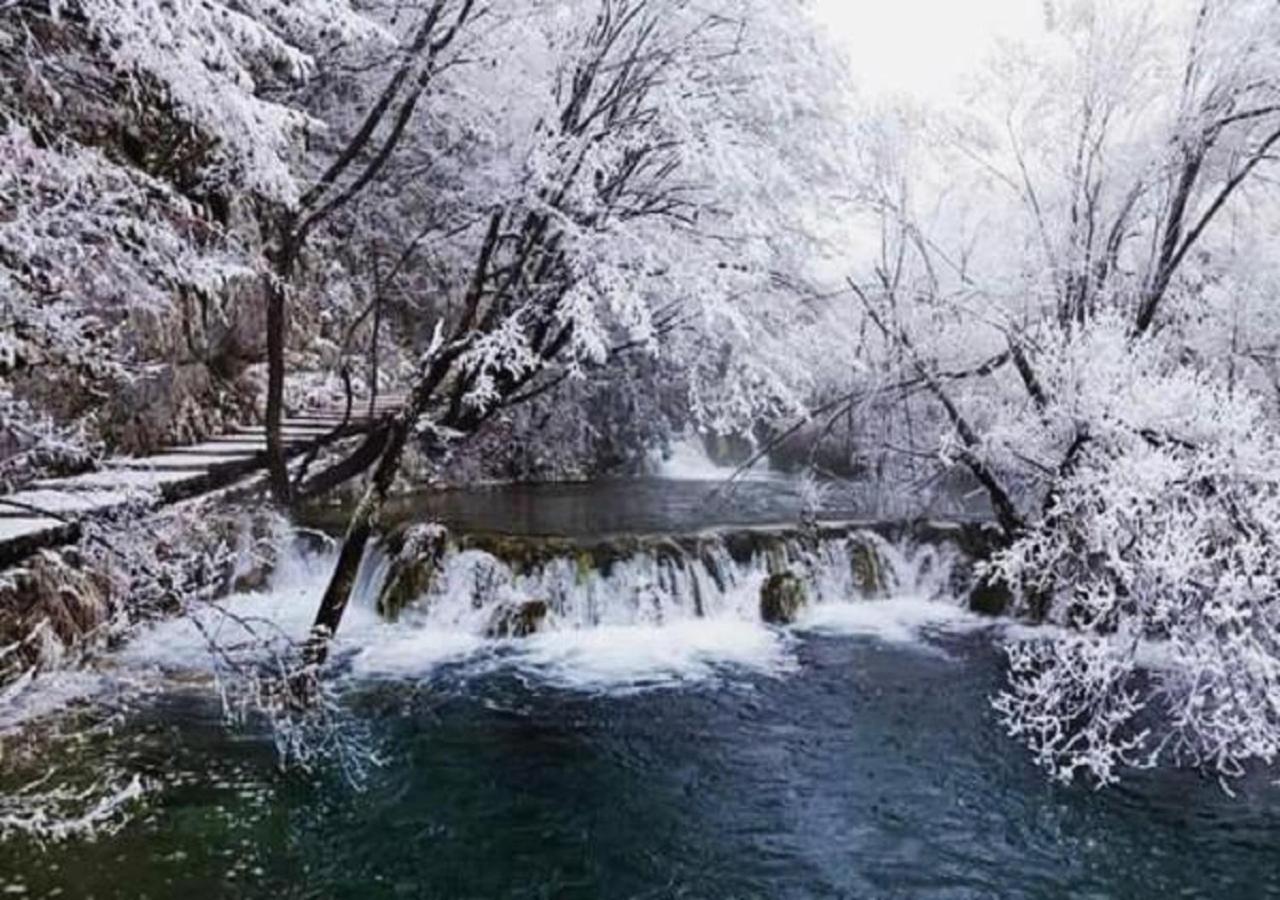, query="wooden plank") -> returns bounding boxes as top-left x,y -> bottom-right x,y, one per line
199,433 -> 310,446
0,517 -> 79,568
0,488 -> 133,517
232,425 -> 337,439
0,391 -> 402,564
161,442 -> 268,457
0,516 -> 68,541
31,469 -> 207,506
105,452 -> 260,471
